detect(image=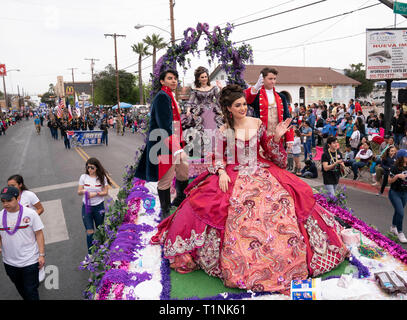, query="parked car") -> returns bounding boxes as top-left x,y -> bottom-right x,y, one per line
372,95 -> 398,106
